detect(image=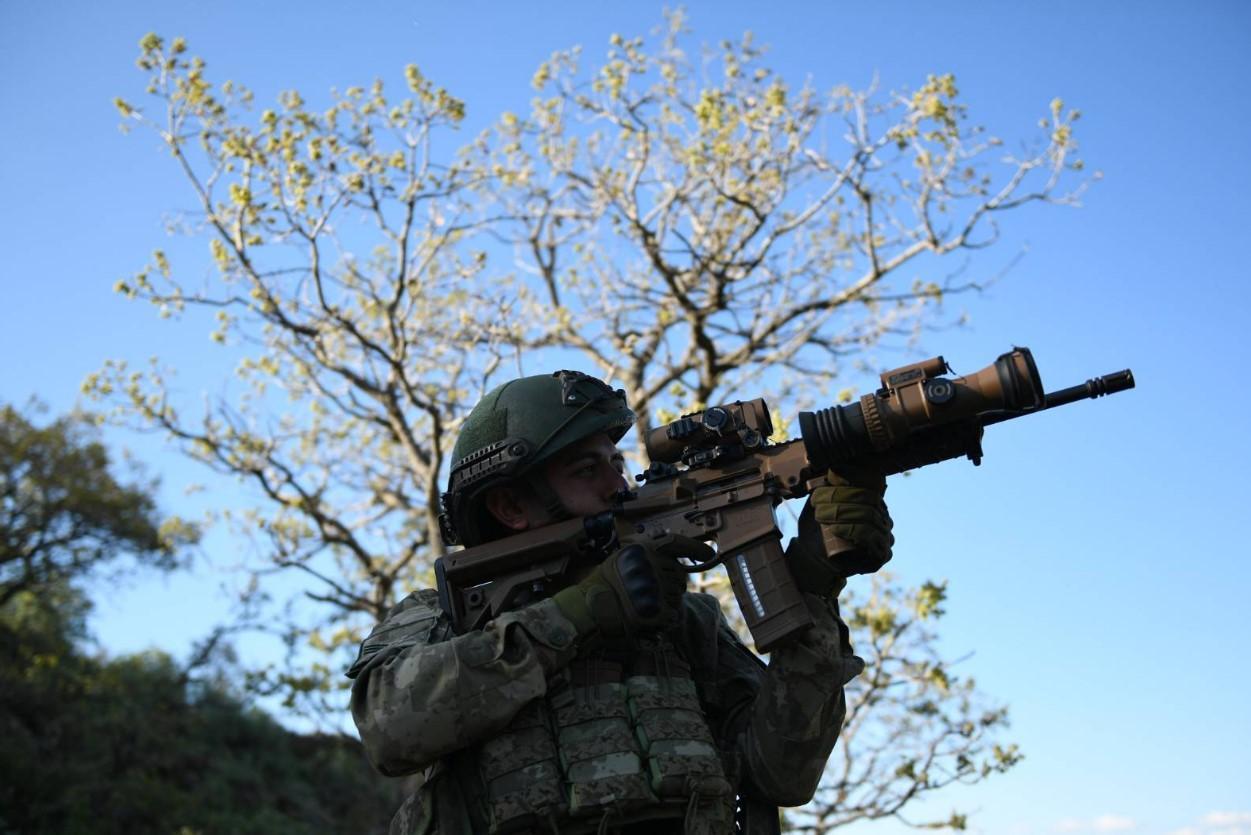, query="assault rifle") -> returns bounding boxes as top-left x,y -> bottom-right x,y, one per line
435,347 -> 1134,653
